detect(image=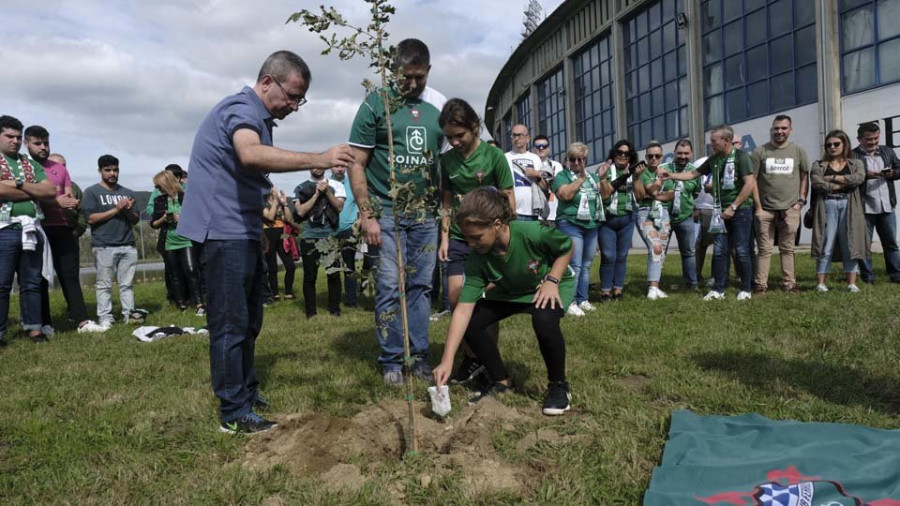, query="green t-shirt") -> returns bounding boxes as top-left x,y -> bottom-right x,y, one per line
348,87 -> 444,214
637,167 -> 665,208
441,142 -> 515,241
696,148 -> 754,209
750,142 -> 810,210
659,161 -> 700,224
601,164 -> 635,216
2,154 -> 47,219
164,198 -> 192,251
551,169 -> 603,229
459,221 -> 574,307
